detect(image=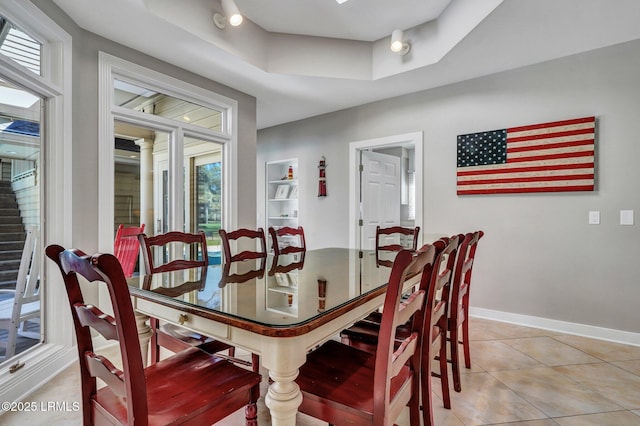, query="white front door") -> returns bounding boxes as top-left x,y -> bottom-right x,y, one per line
360,150 -> 401,250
